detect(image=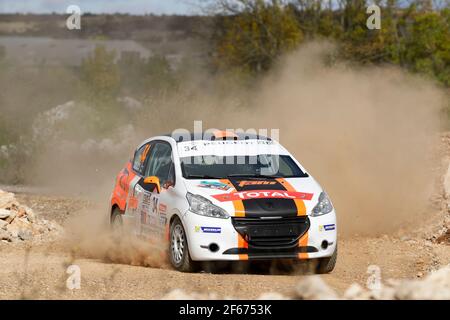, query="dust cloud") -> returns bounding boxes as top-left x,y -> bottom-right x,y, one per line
241,42 -> 445,235
63,206 -> 169,268
28,42 -> 447,238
